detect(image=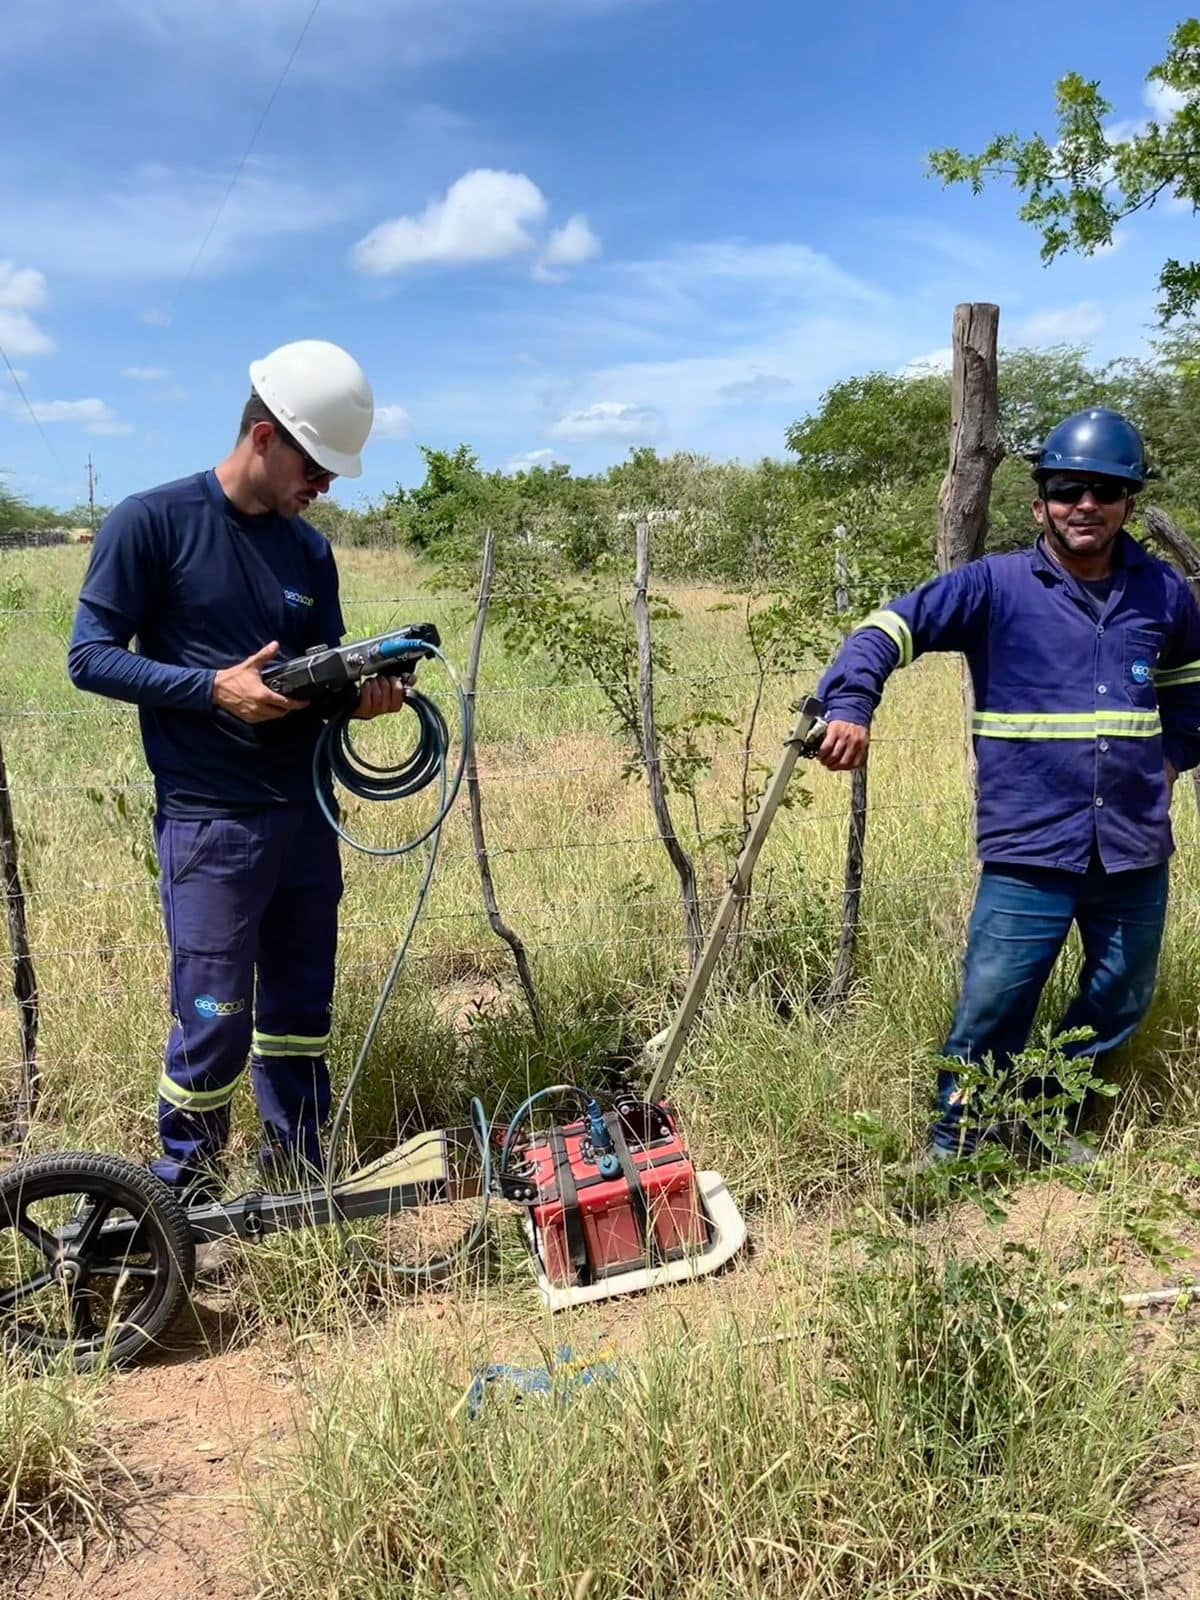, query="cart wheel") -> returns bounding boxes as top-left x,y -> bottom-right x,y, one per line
0,1151 -> 195,1371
